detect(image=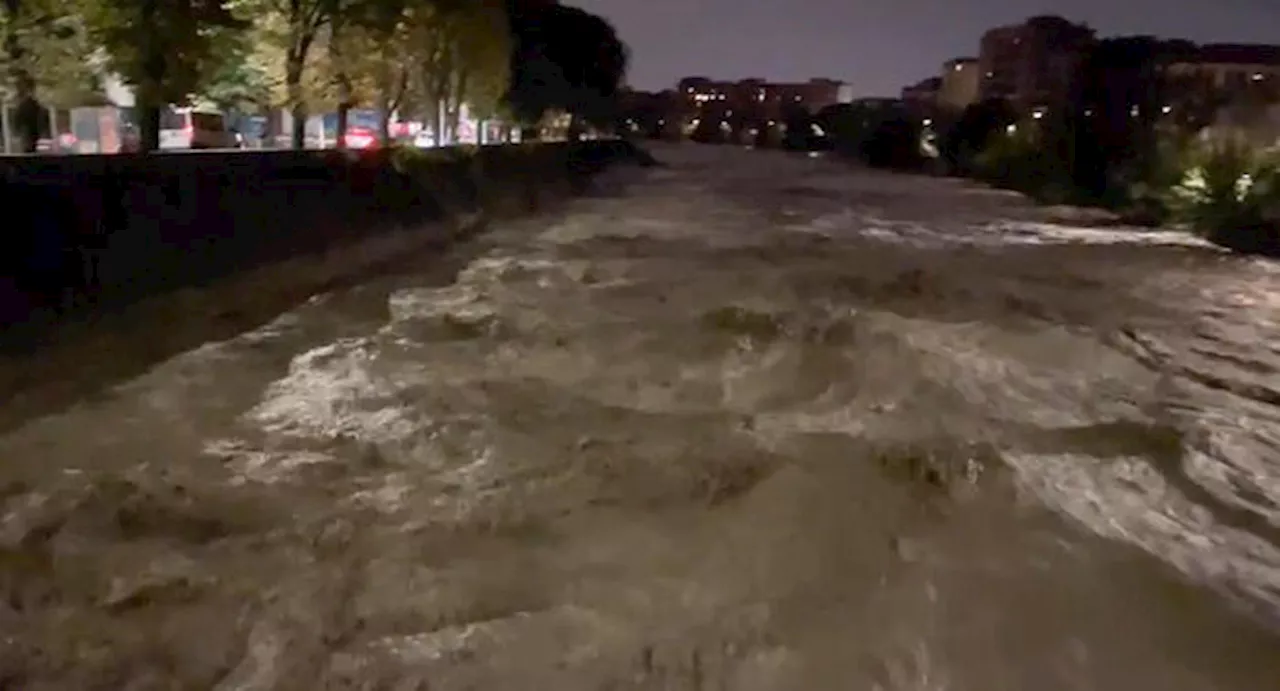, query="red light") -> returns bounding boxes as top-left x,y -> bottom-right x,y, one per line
343,128 -> 377,150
